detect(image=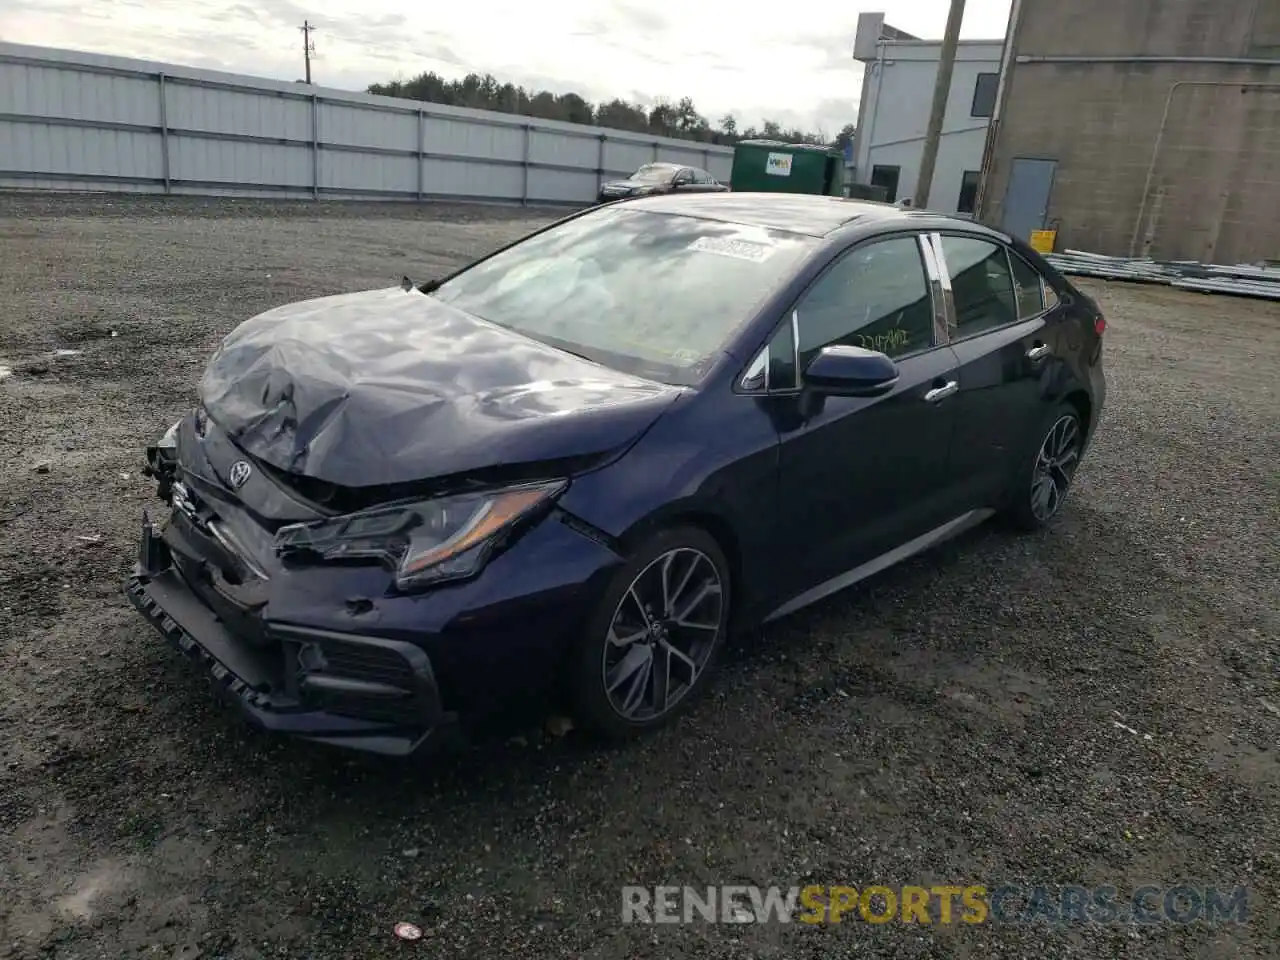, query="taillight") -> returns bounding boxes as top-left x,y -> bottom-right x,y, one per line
1094,316 -> 1106,336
